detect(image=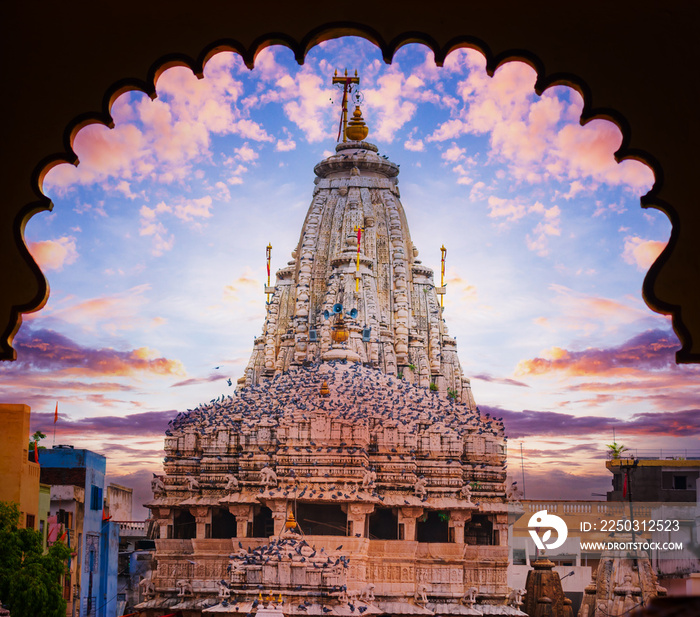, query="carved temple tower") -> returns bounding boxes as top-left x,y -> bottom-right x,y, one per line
142,72 -> 521,617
